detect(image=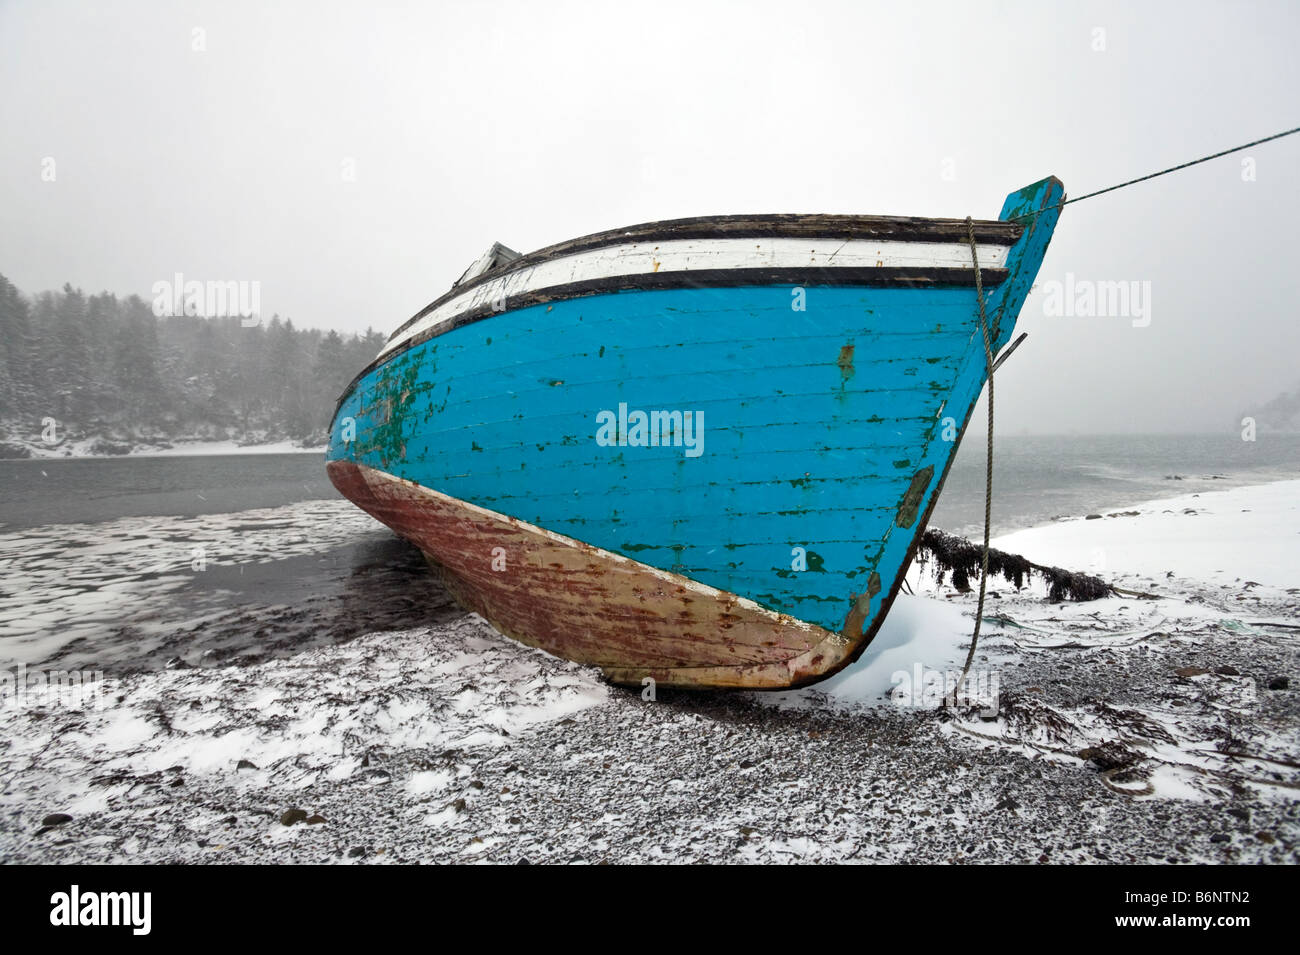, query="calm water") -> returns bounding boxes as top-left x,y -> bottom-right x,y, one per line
2,435 -> 1297,535
0,453 -> 337,530
932,432 -> 1300,536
